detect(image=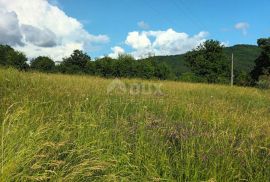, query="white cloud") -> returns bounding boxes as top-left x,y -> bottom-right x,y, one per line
125,31 -> 152,50
0,9 -> 24,46
235,22 -> 249,36
48,0 -> 61,8
137,21 -> 150,30
108,46 -> 125,59
221,41 -> 230,47
0,0 -> 109,61
21,24 -> 57,47
120,28 -> 208,59
16,42 -> 84,62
